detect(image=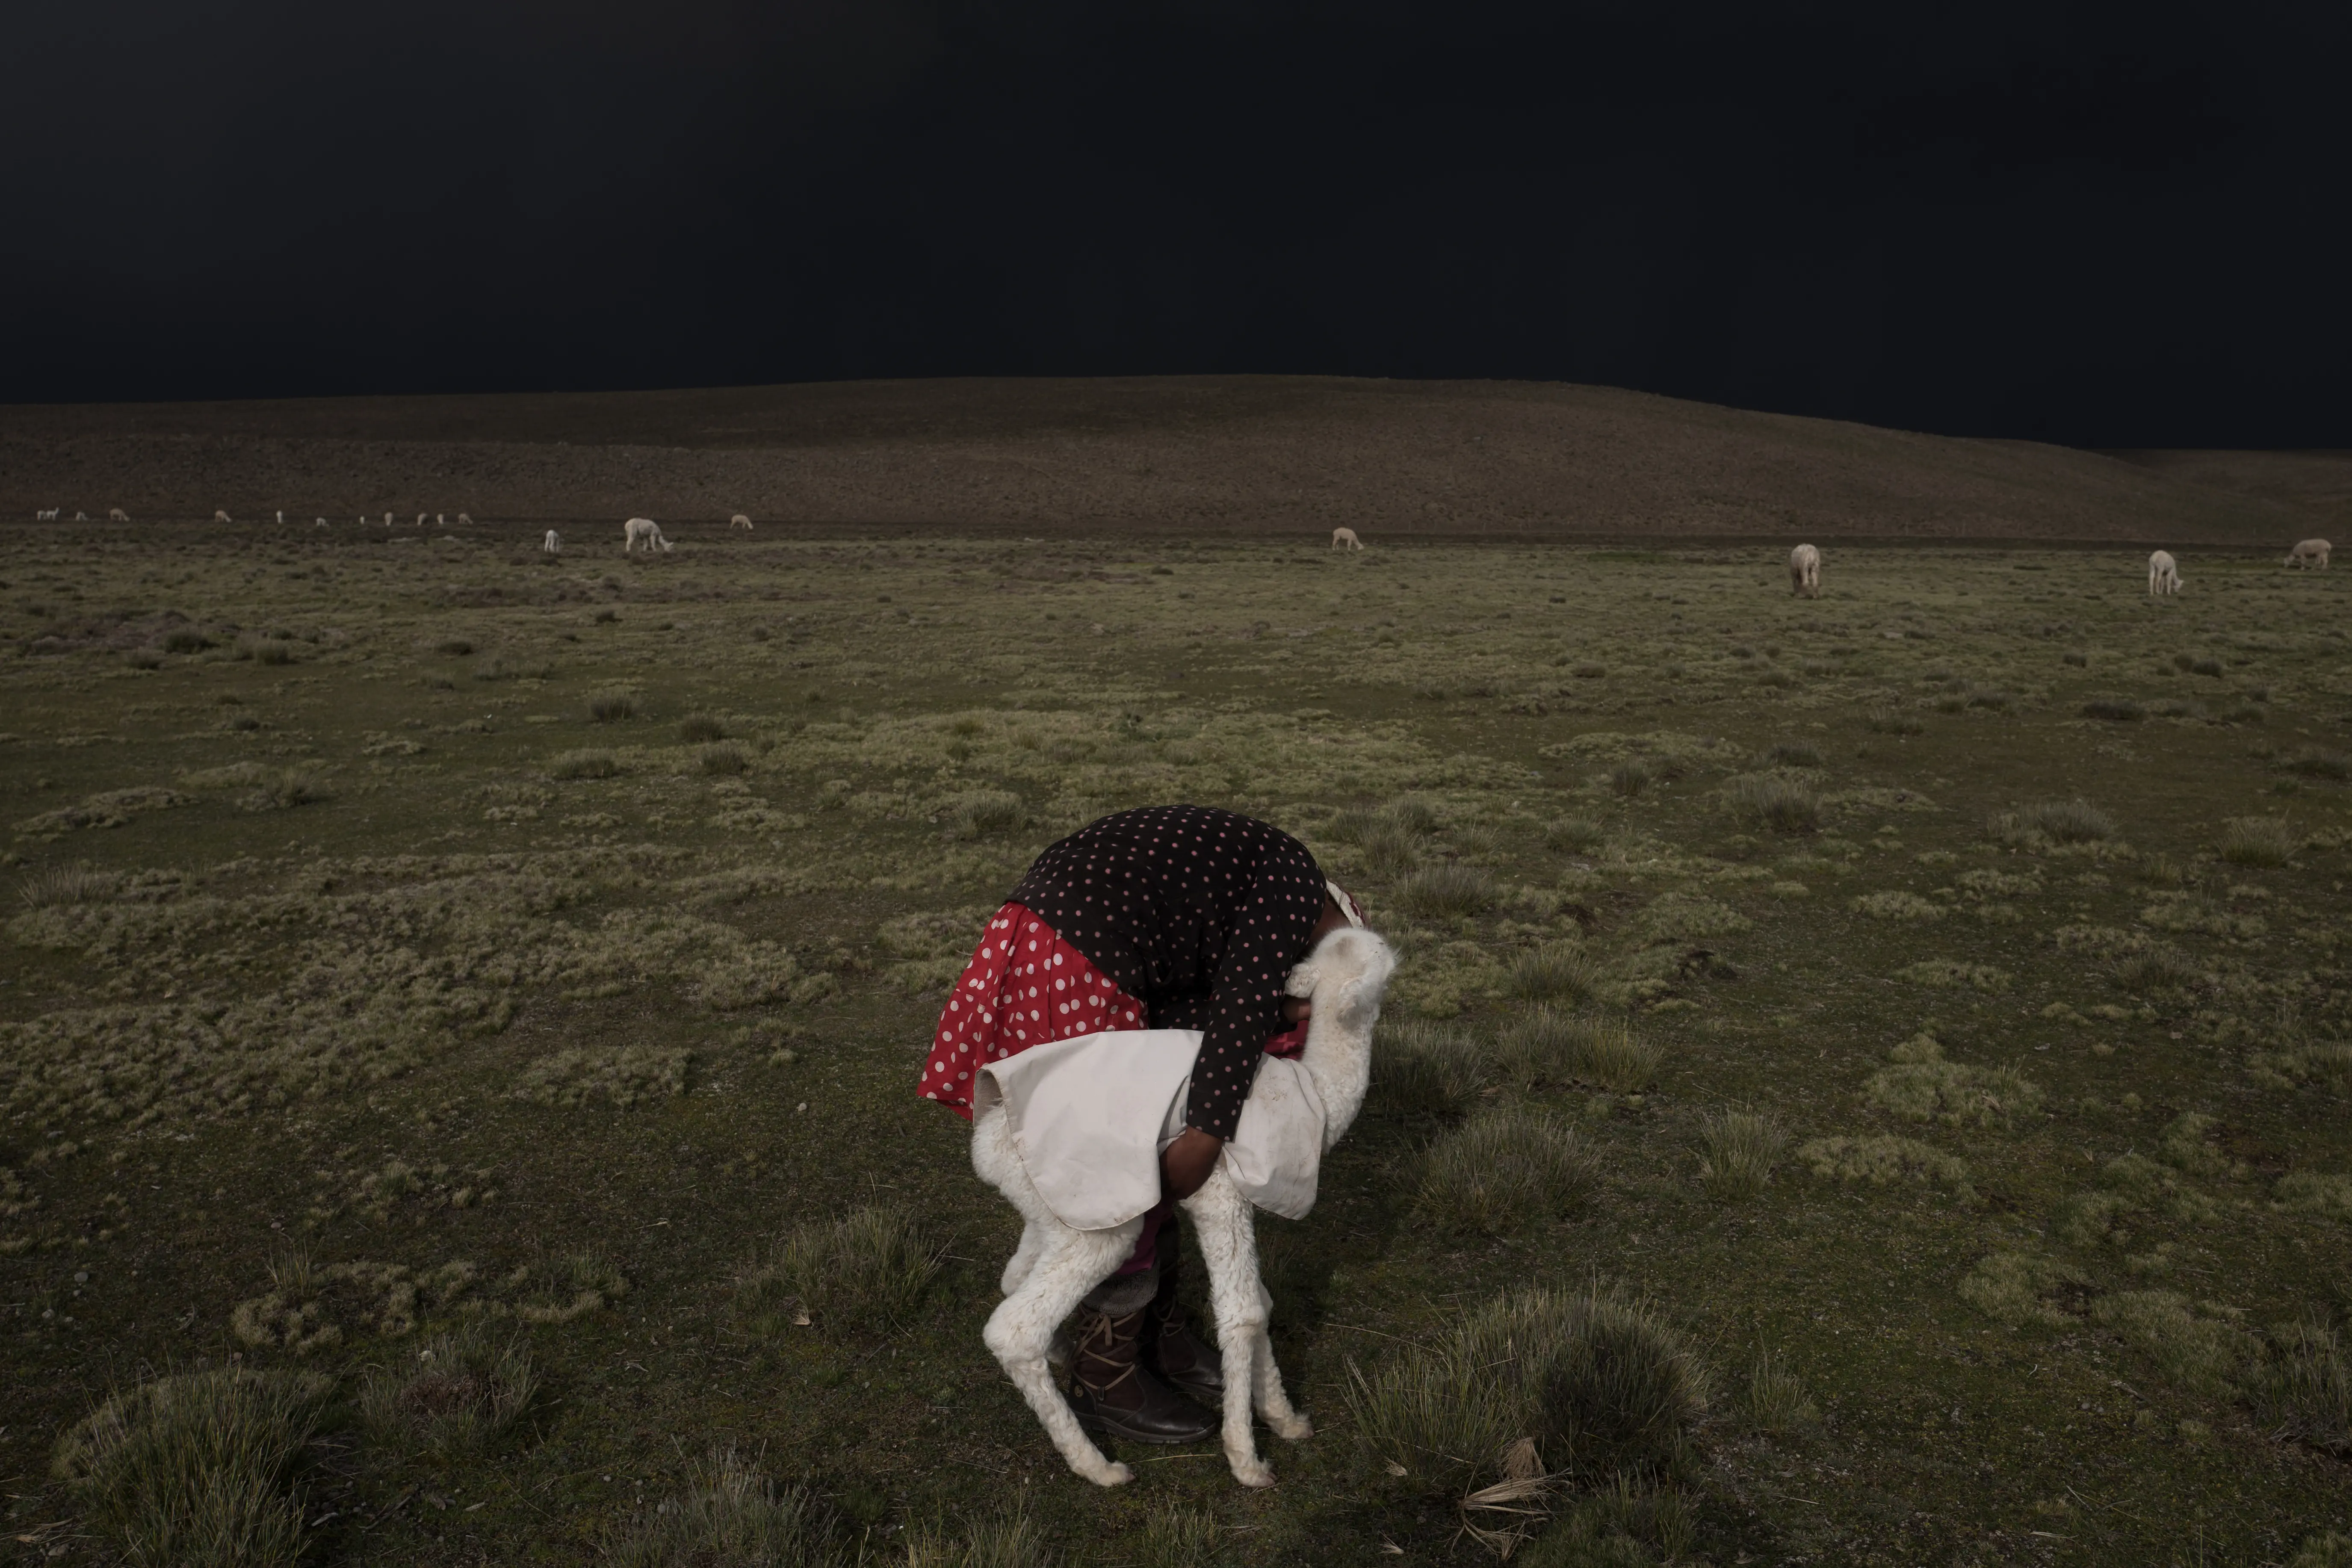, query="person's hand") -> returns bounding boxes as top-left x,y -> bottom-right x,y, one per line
1161,1126 -> 1226,1200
